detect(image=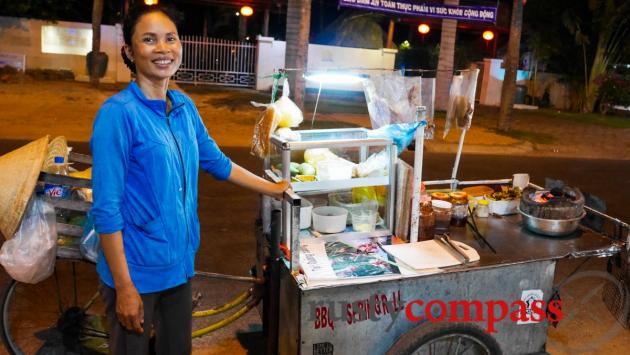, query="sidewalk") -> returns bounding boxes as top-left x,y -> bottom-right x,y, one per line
0,81 -> 629,161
